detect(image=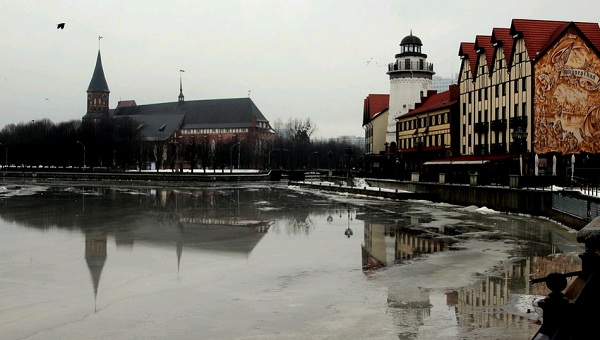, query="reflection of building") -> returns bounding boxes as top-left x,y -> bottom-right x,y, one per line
85,230 -> 107,312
